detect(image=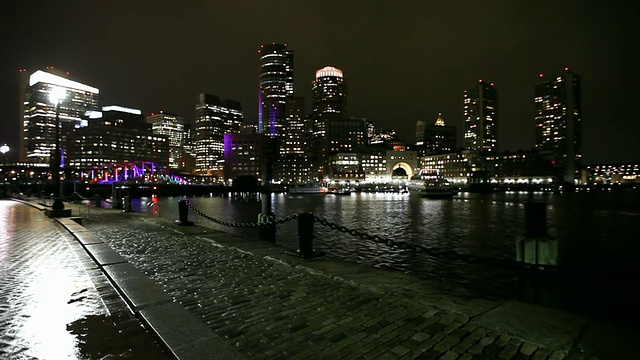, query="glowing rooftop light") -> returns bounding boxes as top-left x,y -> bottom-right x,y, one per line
102,105 -> 142,115
29,70 -> 100,94
539,73 -> 544,77
316,66 -> 343,79
0,144 -> 9,154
